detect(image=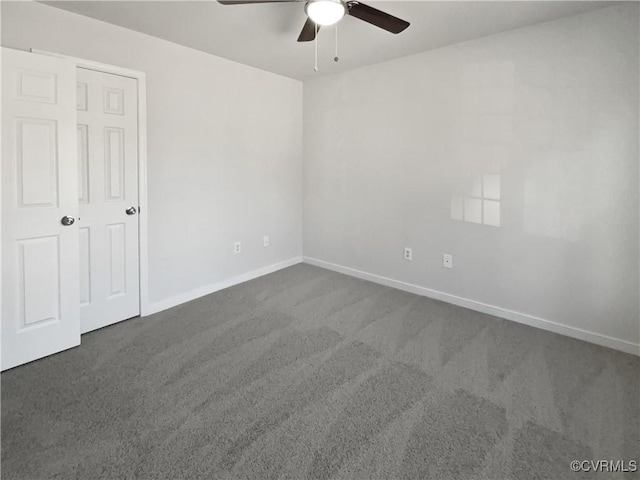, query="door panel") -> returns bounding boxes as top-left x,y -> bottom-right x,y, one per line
16,69 -> 57,103
79,227 -> 91,306
105,127 -> 125,200
77,124 -> 89,203
77,68 -> 139,333
1,48 -> 80,371
17,119 -> 58,207
18,235 -> 60,326
106,222 -> 126,297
